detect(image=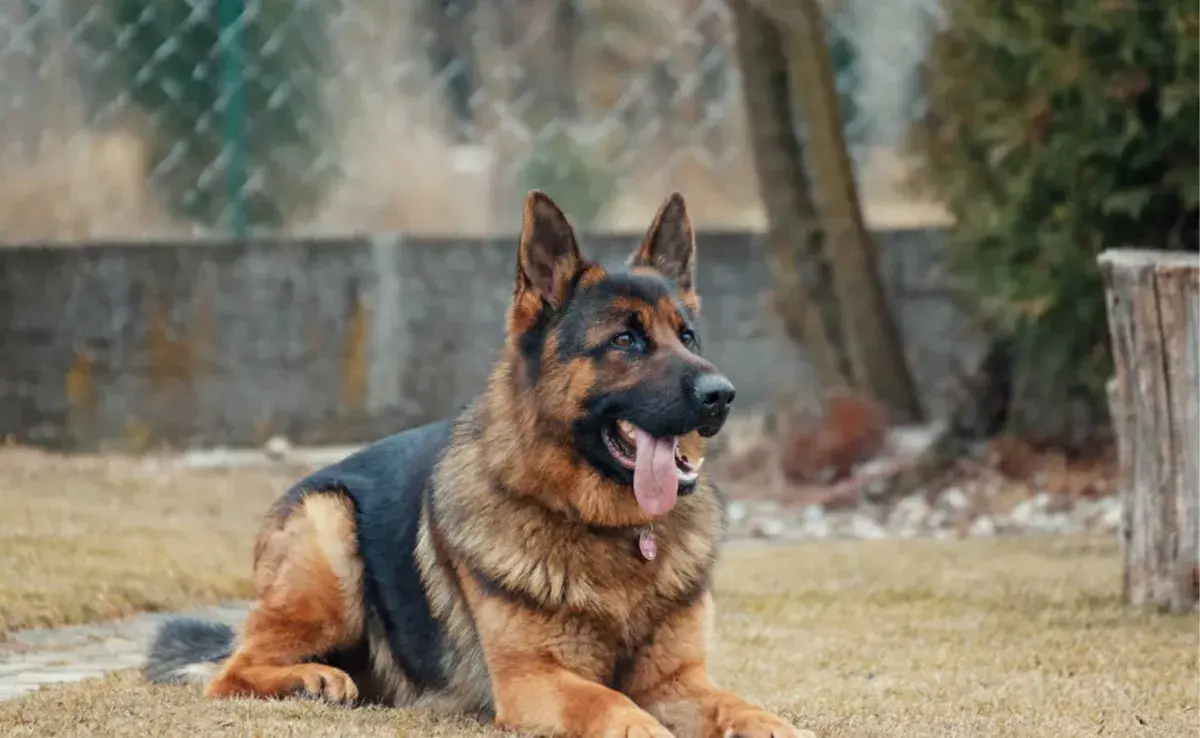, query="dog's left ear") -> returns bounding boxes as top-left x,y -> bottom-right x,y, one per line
630,192 -> 696,298
510,190 -> 584,333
